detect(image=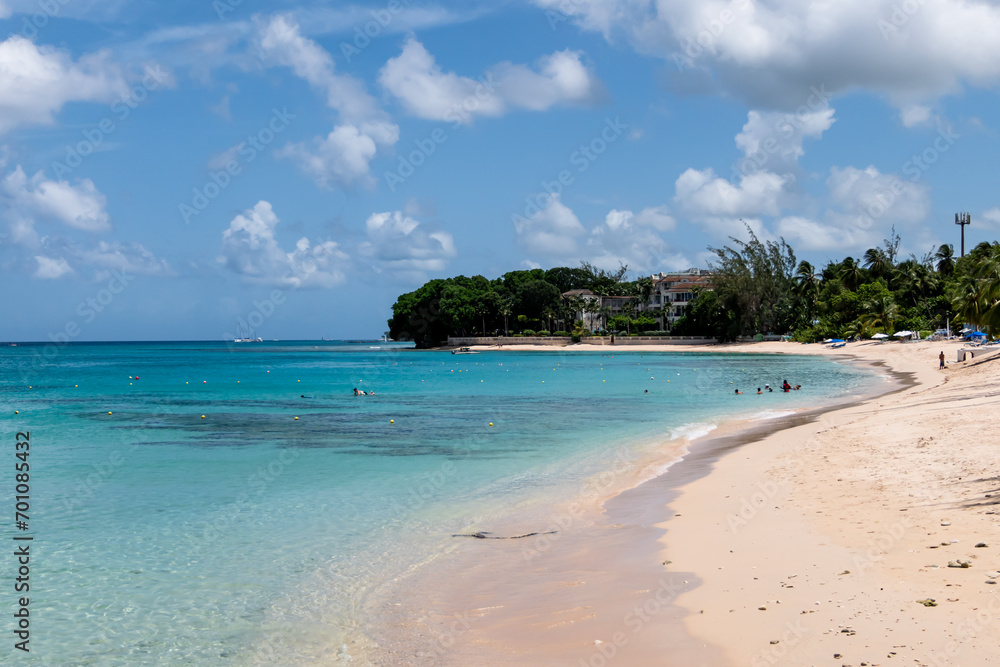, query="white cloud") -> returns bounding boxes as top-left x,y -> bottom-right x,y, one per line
207,144 -> 242,171
0,2 -> 10,20
218,200 -> 348,288
0,36 -> 128,134
33,255 -> 74,280
697,216 -> 774,244
359,211 -> 456,279
534,0 -> 1000,109
77,241 -> 171,277
255,15 -> 398,189
827,165 -> 930,225
981,207 -> 1000,229
379,38 -> 601,123
256,15 -> 381,123
734,107 -> 836,177
768,165 -> 934,252
513,198 -> 686,271
513,194 -> 587,256
587,206 -> 682,271
674,168 -> 788,218
2,165 -> 111,233
899,104 -> 933,128
277,125 -> 378,189
774,215 -> 862,252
